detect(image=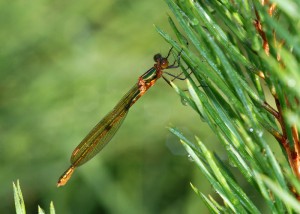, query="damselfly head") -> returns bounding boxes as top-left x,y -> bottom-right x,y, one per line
153,53 -> 162,62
